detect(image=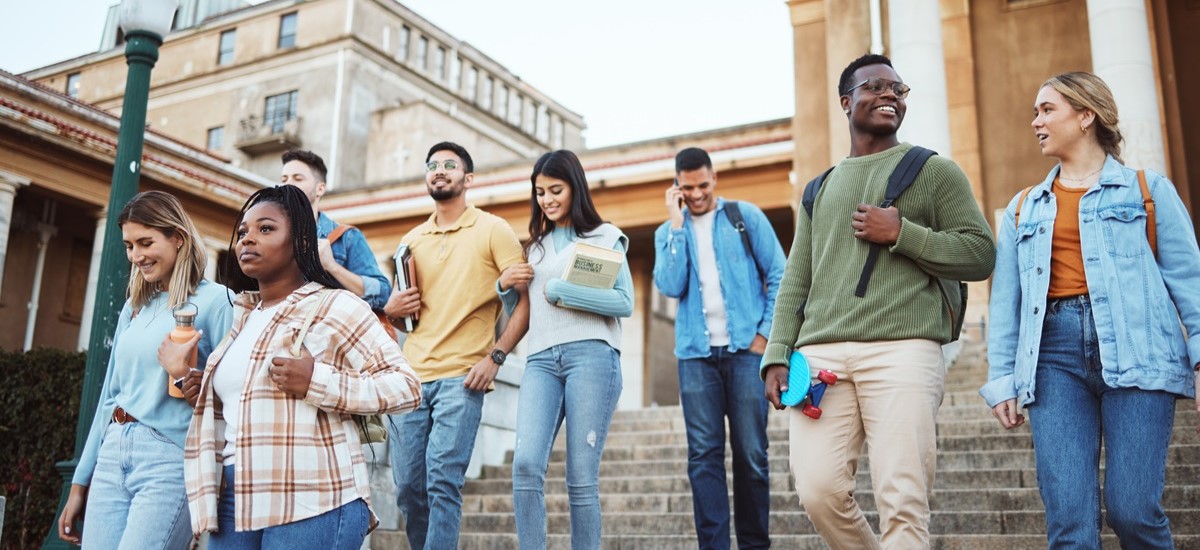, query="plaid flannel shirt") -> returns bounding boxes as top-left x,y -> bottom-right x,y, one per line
184,283 -> 421,533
